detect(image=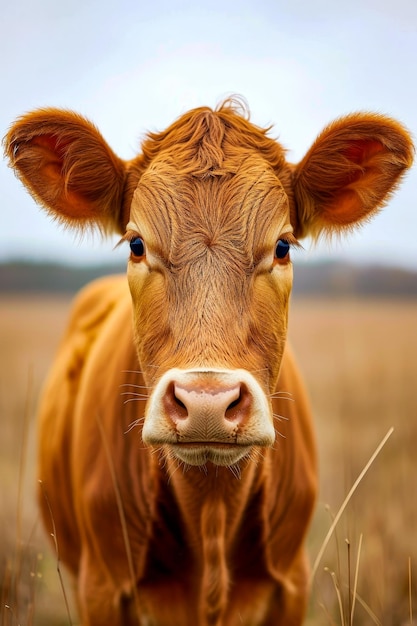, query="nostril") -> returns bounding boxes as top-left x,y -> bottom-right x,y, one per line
164,382 -> 189,421
226,395 -> 241,412
225,384 -> 251,423
175,397 -> 187,411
